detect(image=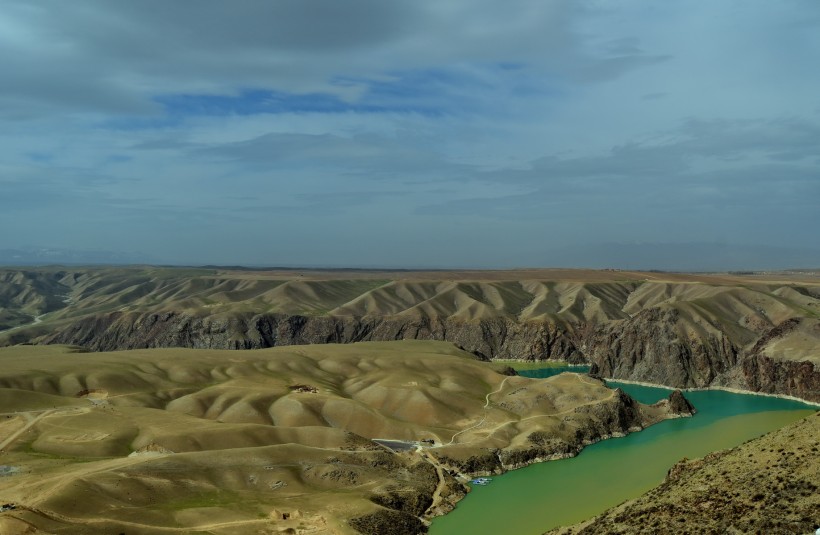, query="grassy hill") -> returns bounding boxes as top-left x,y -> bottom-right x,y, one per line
0,341 -> 683,534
